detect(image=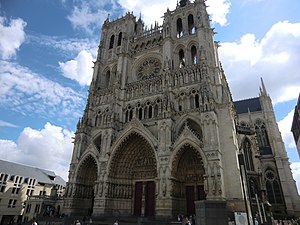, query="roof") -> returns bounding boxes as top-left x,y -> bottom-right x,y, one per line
234,97 -> 262,114
0,159 -> 66,186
